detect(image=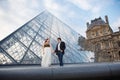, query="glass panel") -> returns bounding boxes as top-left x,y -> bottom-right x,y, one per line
30,41 -> 42,58
14,31 -> 32,47
0,53 -> 13,64
6,42 -> 26,62
21,50 -> 41,64
1,37 -> 16,50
